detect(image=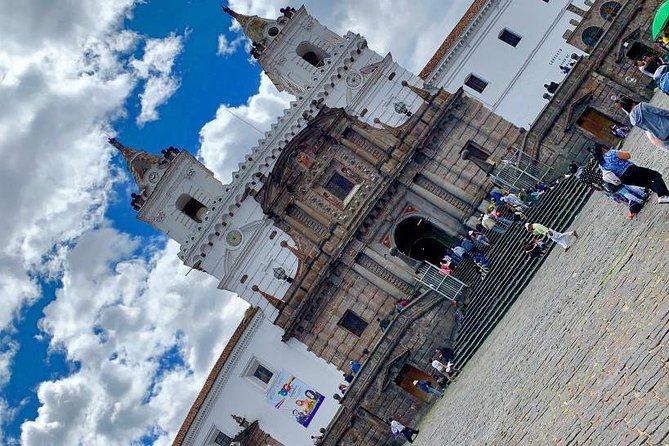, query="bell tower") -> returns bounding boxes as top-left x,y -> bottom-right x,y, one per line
110,139 -> 299,319
224,5 -> 430,128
